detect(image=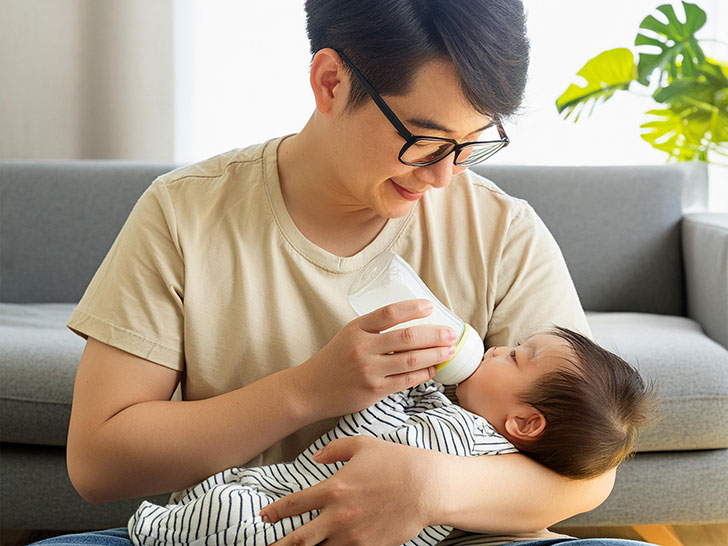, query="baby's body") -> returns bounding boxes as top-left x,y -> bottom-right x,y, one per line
128,328 -> 656,546
129,382 -> 513,546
